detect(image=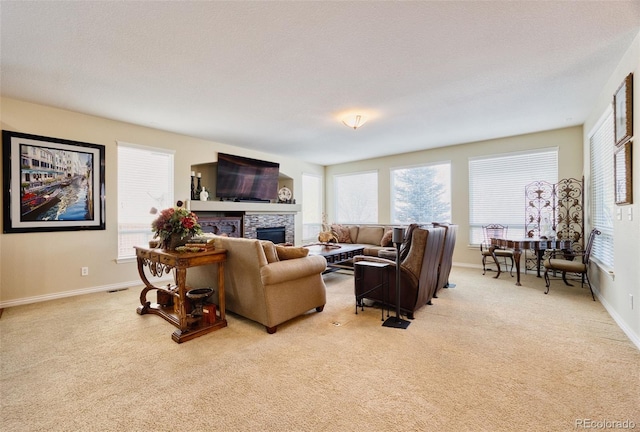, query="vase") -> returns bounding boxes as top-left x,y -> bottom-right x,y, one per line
164,233 -> 190,250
